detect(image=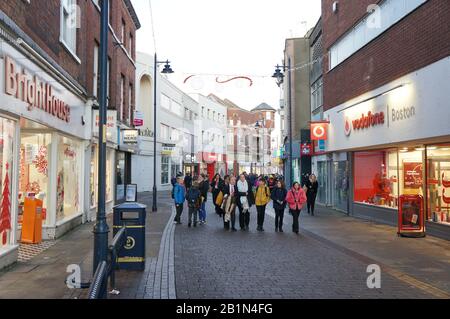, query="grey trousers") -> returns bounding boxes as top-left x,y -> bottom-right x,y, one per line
188,206 -> 198,224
